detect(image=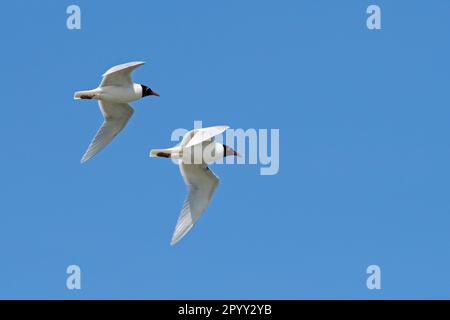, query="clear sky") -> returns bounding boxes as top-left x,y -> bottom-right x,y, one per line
0,0 -> 450,299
